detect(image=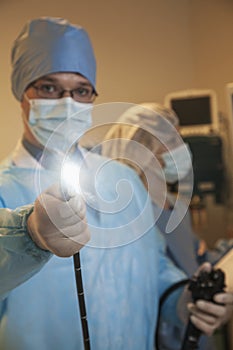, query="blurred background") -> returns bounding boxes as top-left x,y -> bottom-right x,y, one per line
1,0 -> 233,348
